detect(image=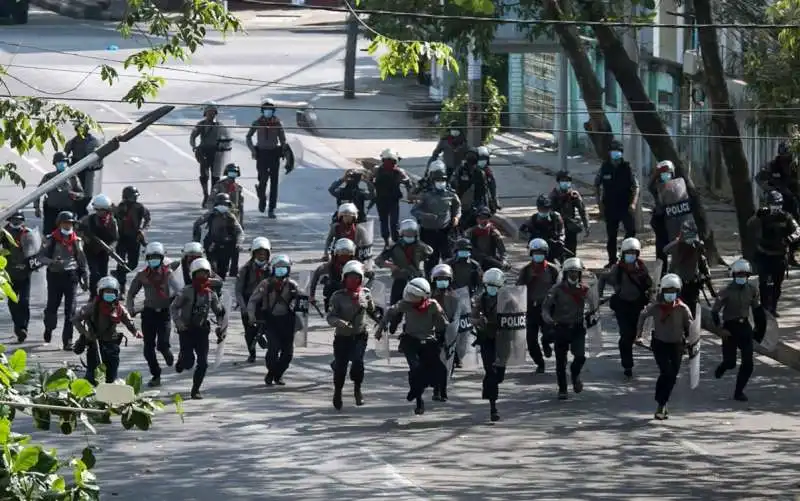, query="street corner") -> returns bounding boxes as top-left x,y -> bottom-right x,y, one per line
29,0 -> 120,20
